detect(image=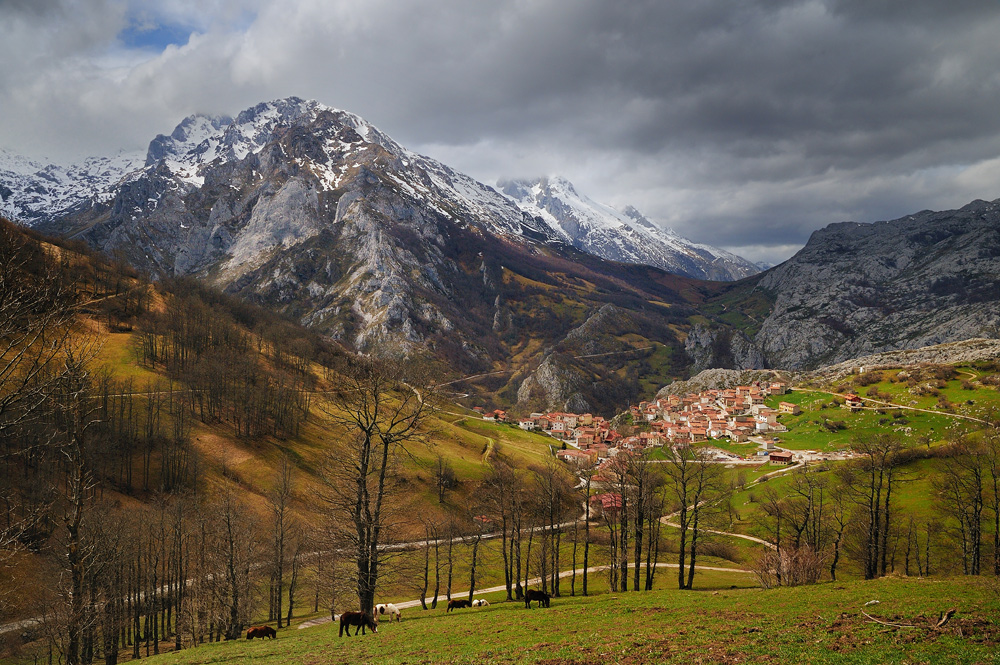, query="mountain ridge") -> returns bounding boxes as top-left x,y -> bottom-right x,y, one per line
696,198 -> 1000,370
498,175 -> 760,281
11,97 -> 714,413
4,96 -> 999,402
